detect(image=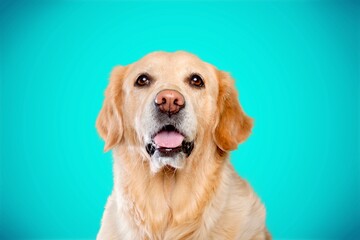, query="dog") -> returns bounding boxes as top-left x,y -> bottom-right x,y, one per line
96,51 -> 270,239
